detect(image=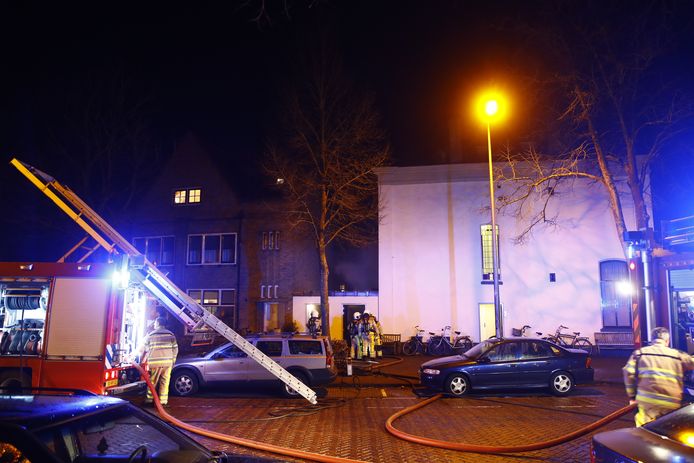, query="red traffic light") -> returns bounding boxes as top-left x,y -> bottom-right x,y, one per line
629,260 -> 637,271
